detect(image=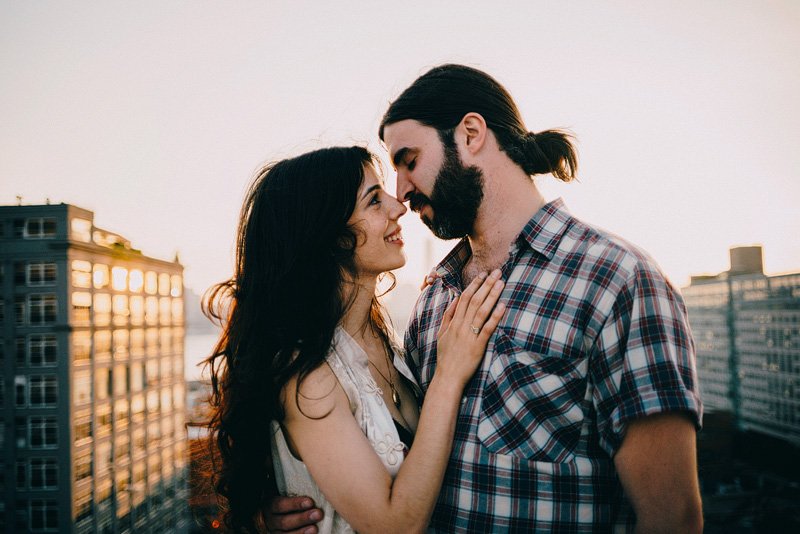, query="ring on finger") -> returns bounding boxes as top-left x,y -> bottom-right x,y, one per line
470,325 -> 480,335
